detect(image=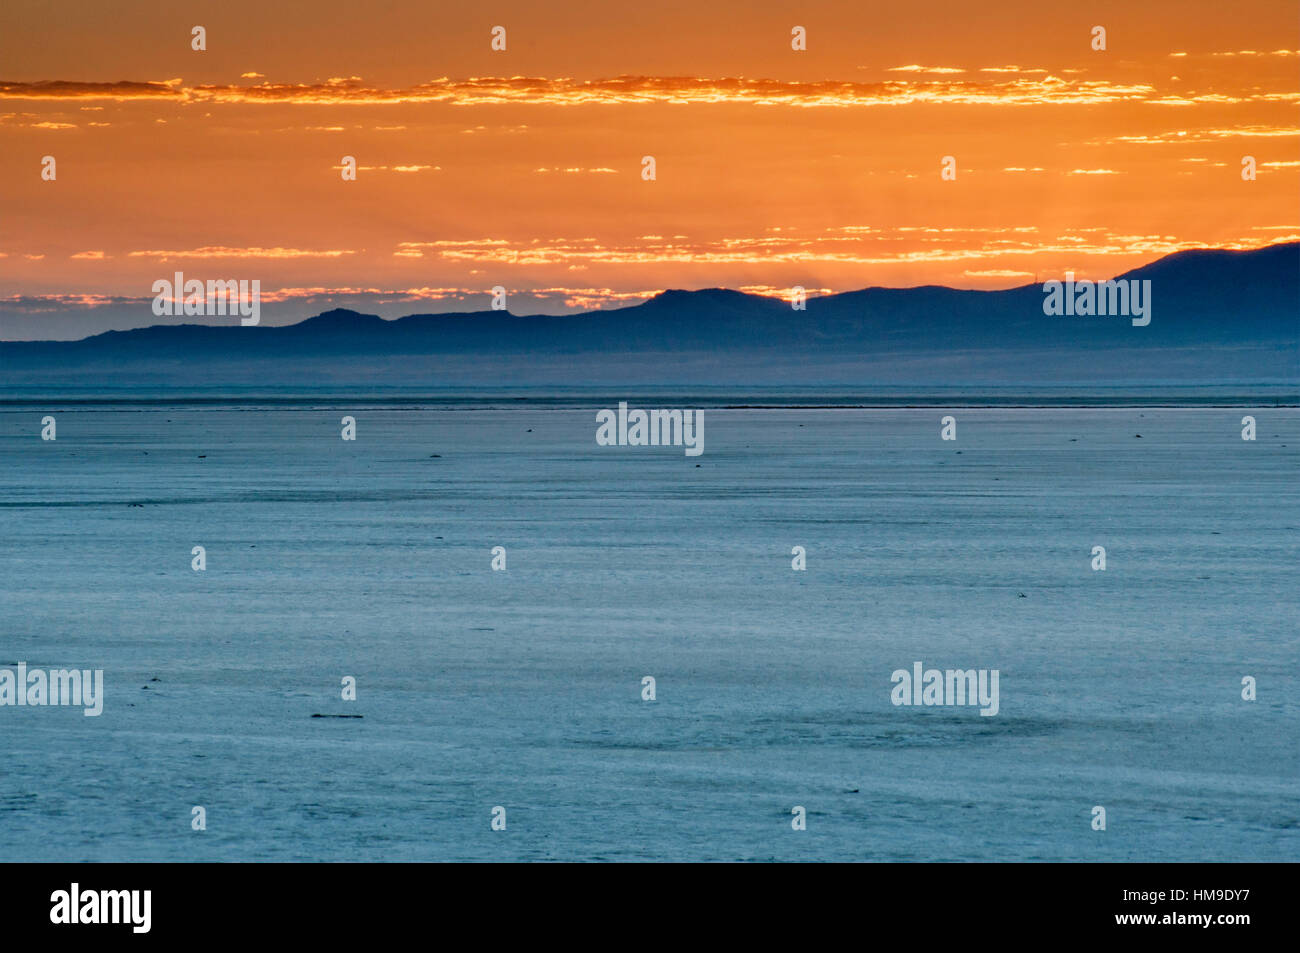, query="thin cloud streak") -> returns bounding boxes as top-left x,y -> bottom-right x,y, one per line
4,73 -> 1291,108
